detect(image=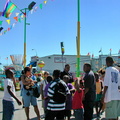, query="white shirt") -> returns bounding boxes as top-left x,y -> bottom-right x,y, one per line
104,66 -> 120,103
3,78 -> 16,101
